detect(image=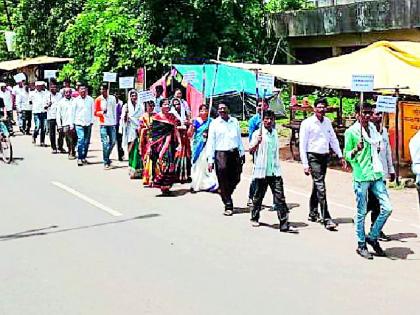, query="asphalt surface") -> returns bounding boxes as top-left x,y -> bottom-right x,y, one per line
1,128 -> 419,315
